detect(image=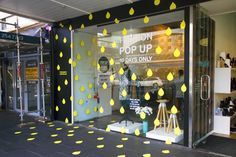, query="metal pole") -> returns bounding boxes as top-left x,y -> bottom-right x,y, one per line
16,26 -> 23,123
40,28 -> 46,119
